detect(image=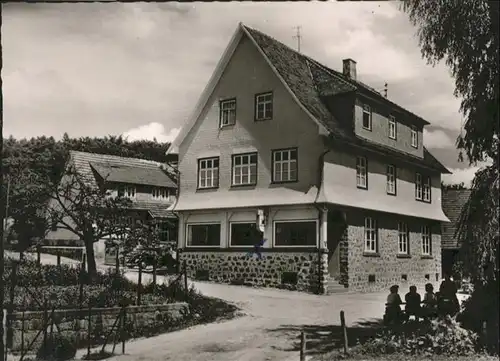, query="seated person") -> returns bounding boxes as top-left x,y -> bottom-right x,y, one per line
421,283 -> 437,318
385,285 -> 404,323
404,285 -> 422,320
